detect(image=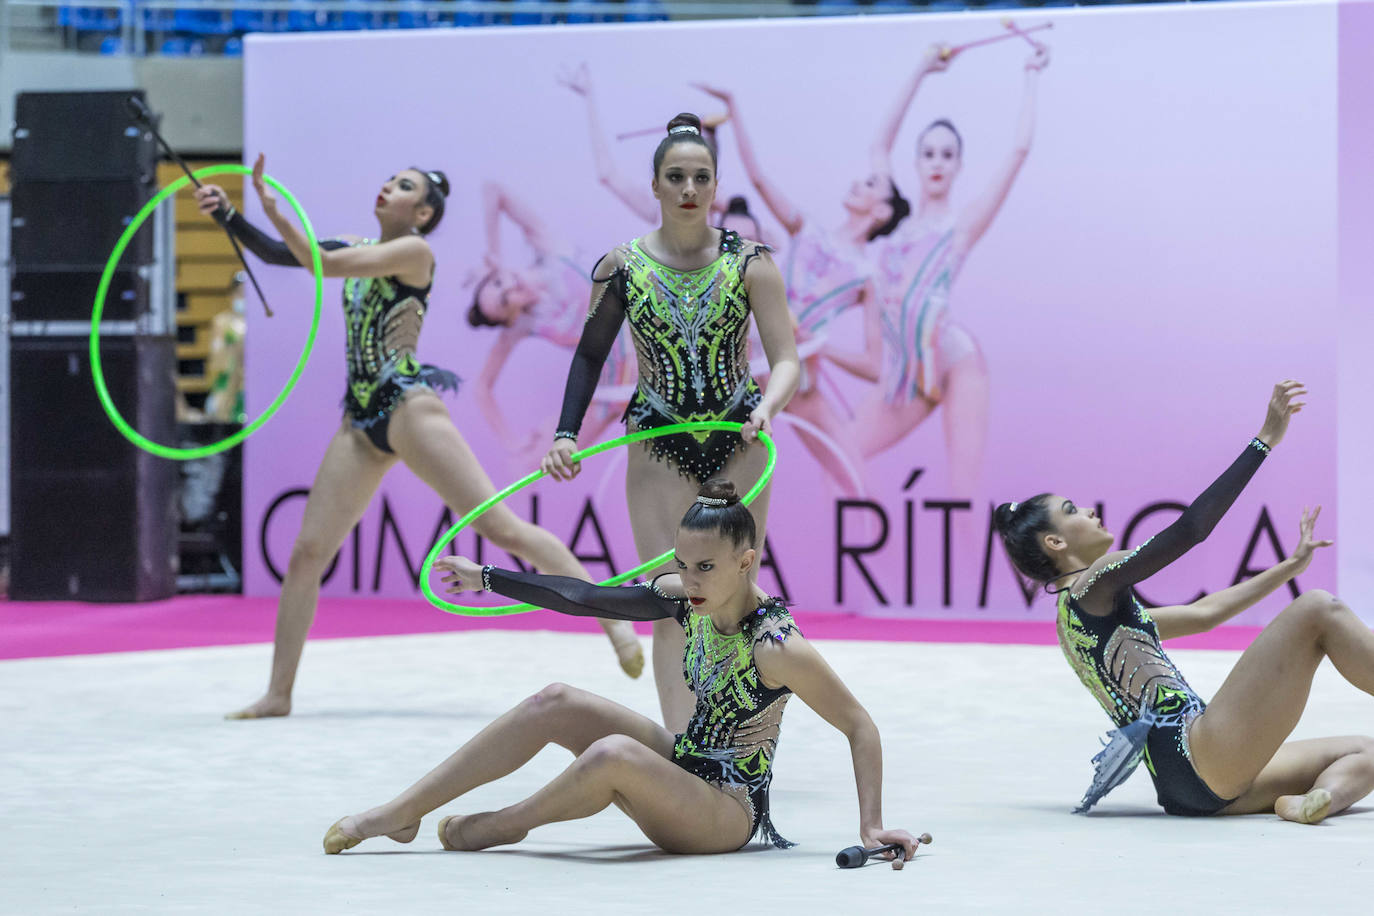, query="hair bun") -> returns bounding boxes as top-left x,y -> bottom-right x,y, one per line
427,169 -> 451,198
992,502 -> 1017,538
696,476 -> 740,507
666,112 -> 703,136
726,196 -> 750,215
